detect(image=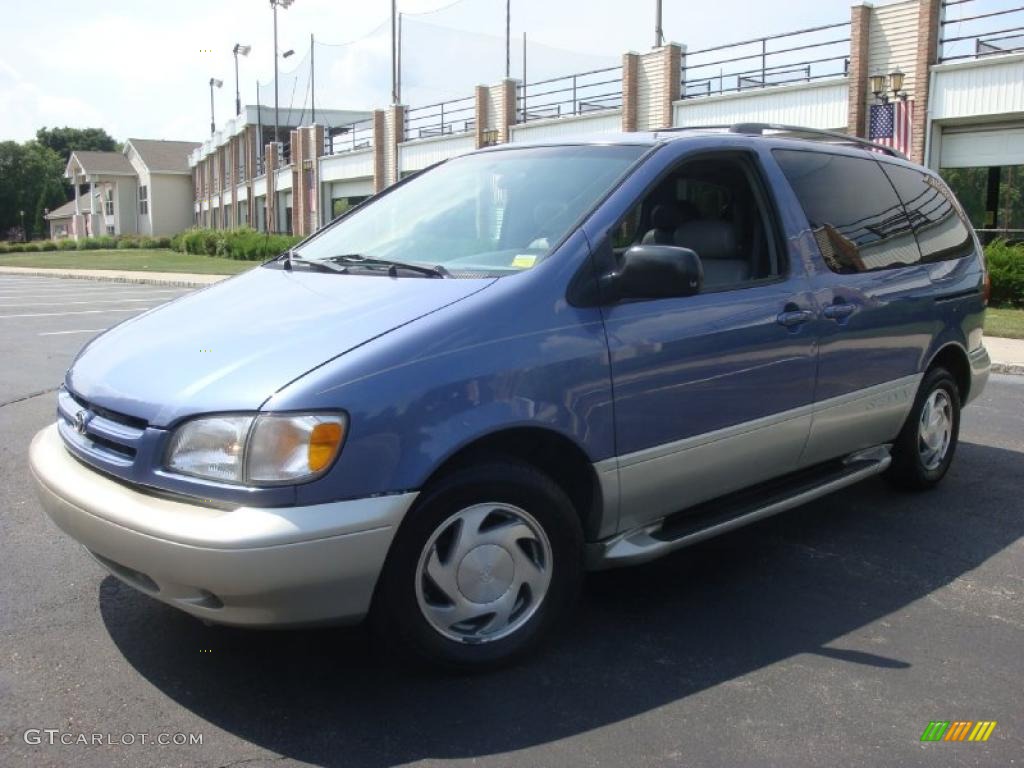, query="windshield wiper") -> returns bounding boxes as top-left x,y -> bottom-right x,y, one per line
328,254 -> 450,279
281,251 -> 348,273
